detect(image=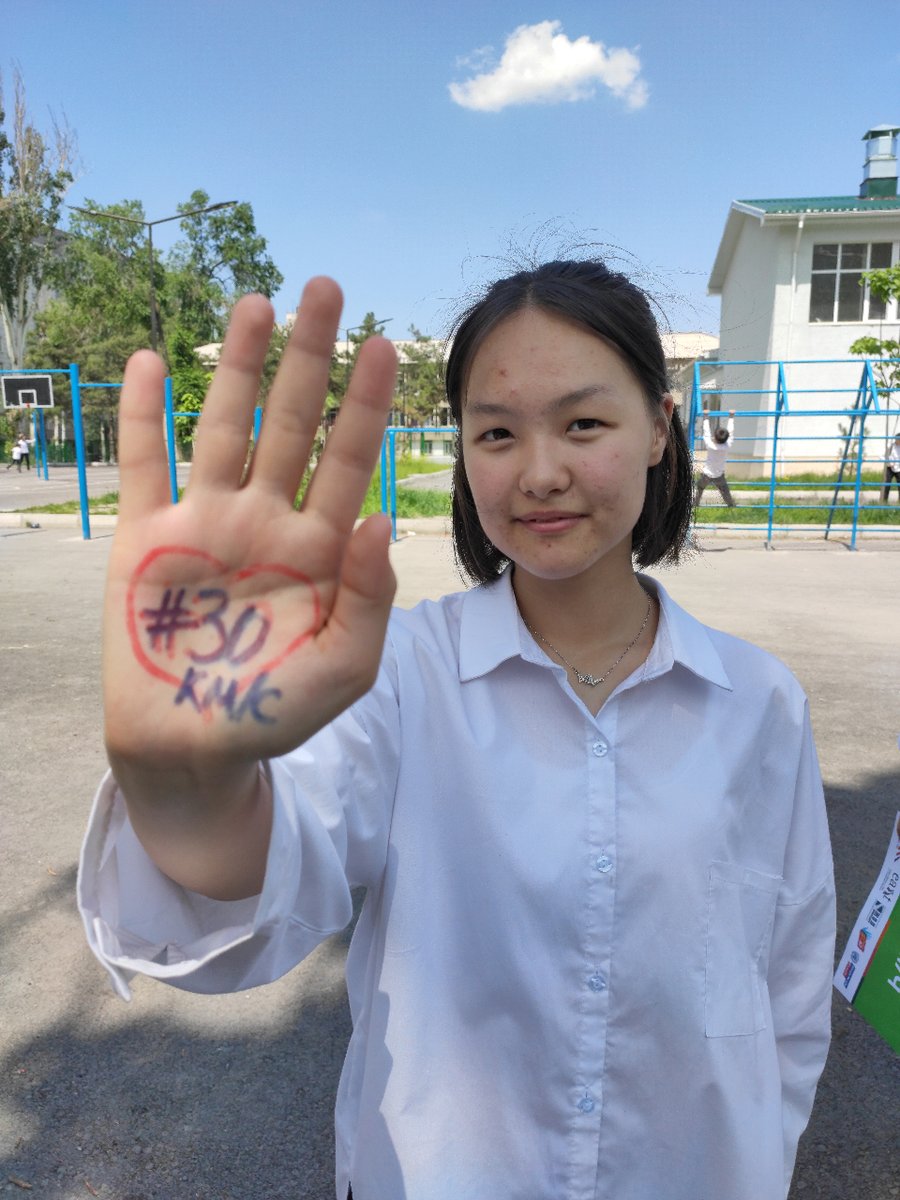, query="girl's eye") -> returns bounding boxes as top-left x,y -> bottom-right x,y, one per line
481,427 -> 512,443
569,418 -> 603,432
